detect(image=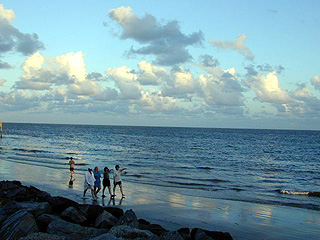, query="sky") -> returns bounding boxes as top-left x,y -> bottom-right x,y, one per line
0,0 -> 320,130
